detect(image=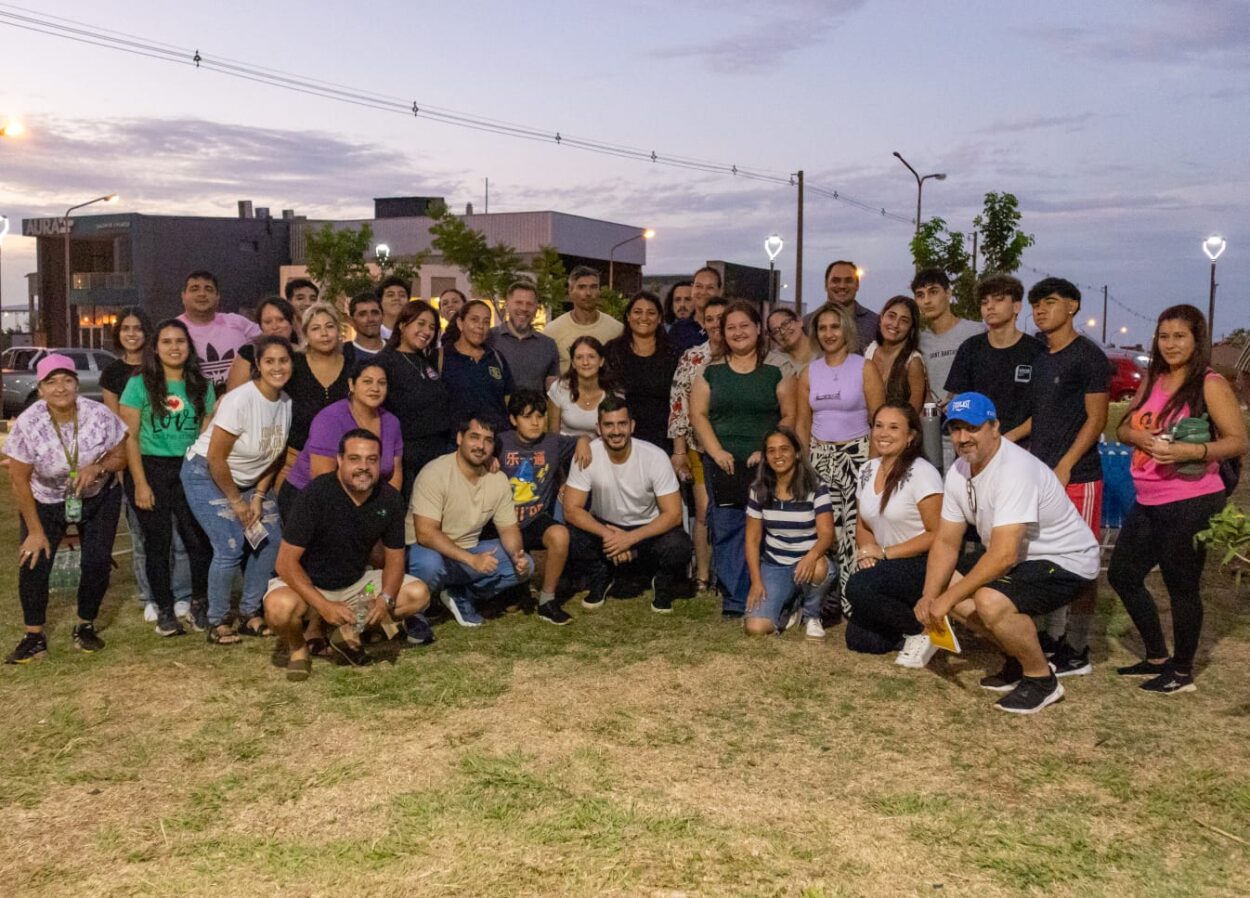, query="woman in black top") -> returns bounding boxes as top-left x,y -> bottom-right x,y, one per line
100,306 -> 152,408
378,300 -> 452,501
225,296 -> 298,392
285,302 -> 354,454
604,291 -> 681,455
